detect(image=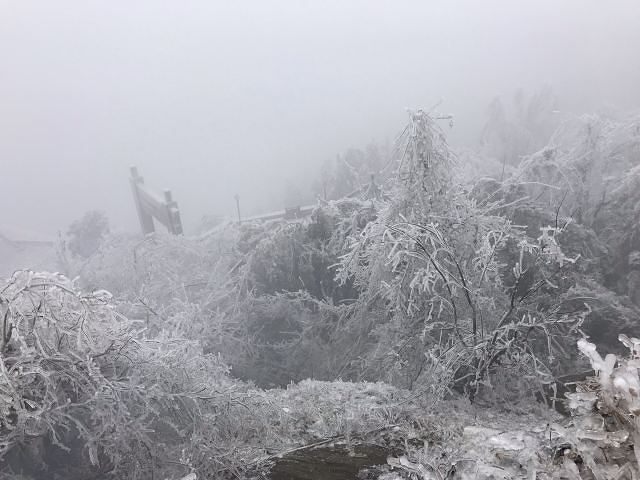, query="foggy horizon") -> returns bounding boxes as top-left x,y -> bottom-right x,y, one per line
4,3 -> 640,479
2,0 -> 640,235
